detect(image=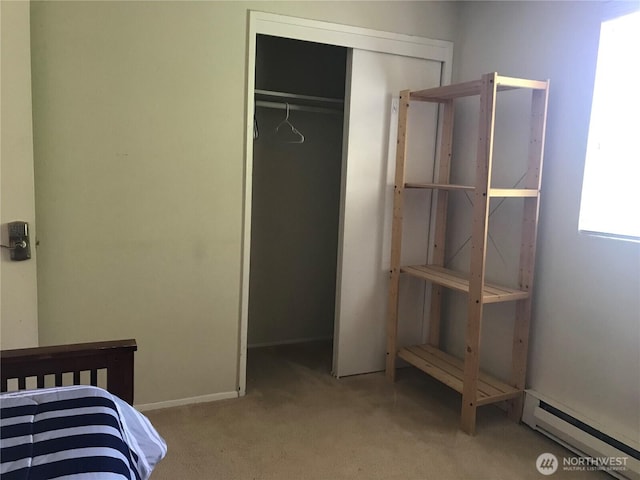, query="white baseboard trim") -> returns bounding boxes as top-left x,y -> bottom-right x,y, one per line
248,336 -> 332,349
135,390 -> 239,412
